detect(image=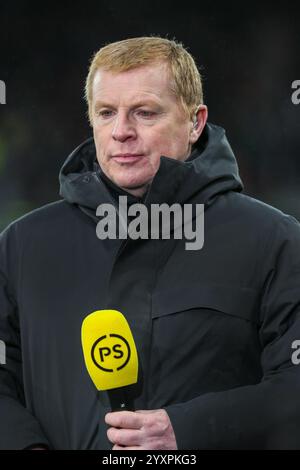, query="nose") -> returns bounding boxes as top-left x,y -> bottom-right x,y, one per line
112,112 -> 137,142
